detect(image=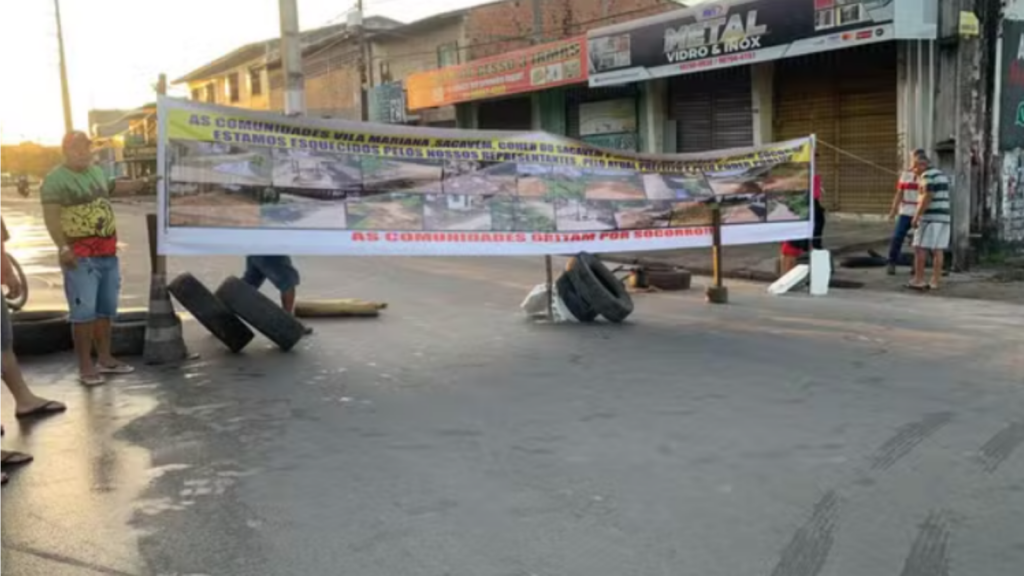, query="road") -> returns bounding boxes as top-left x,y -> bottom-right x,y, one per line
2,187 -> 1023,576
